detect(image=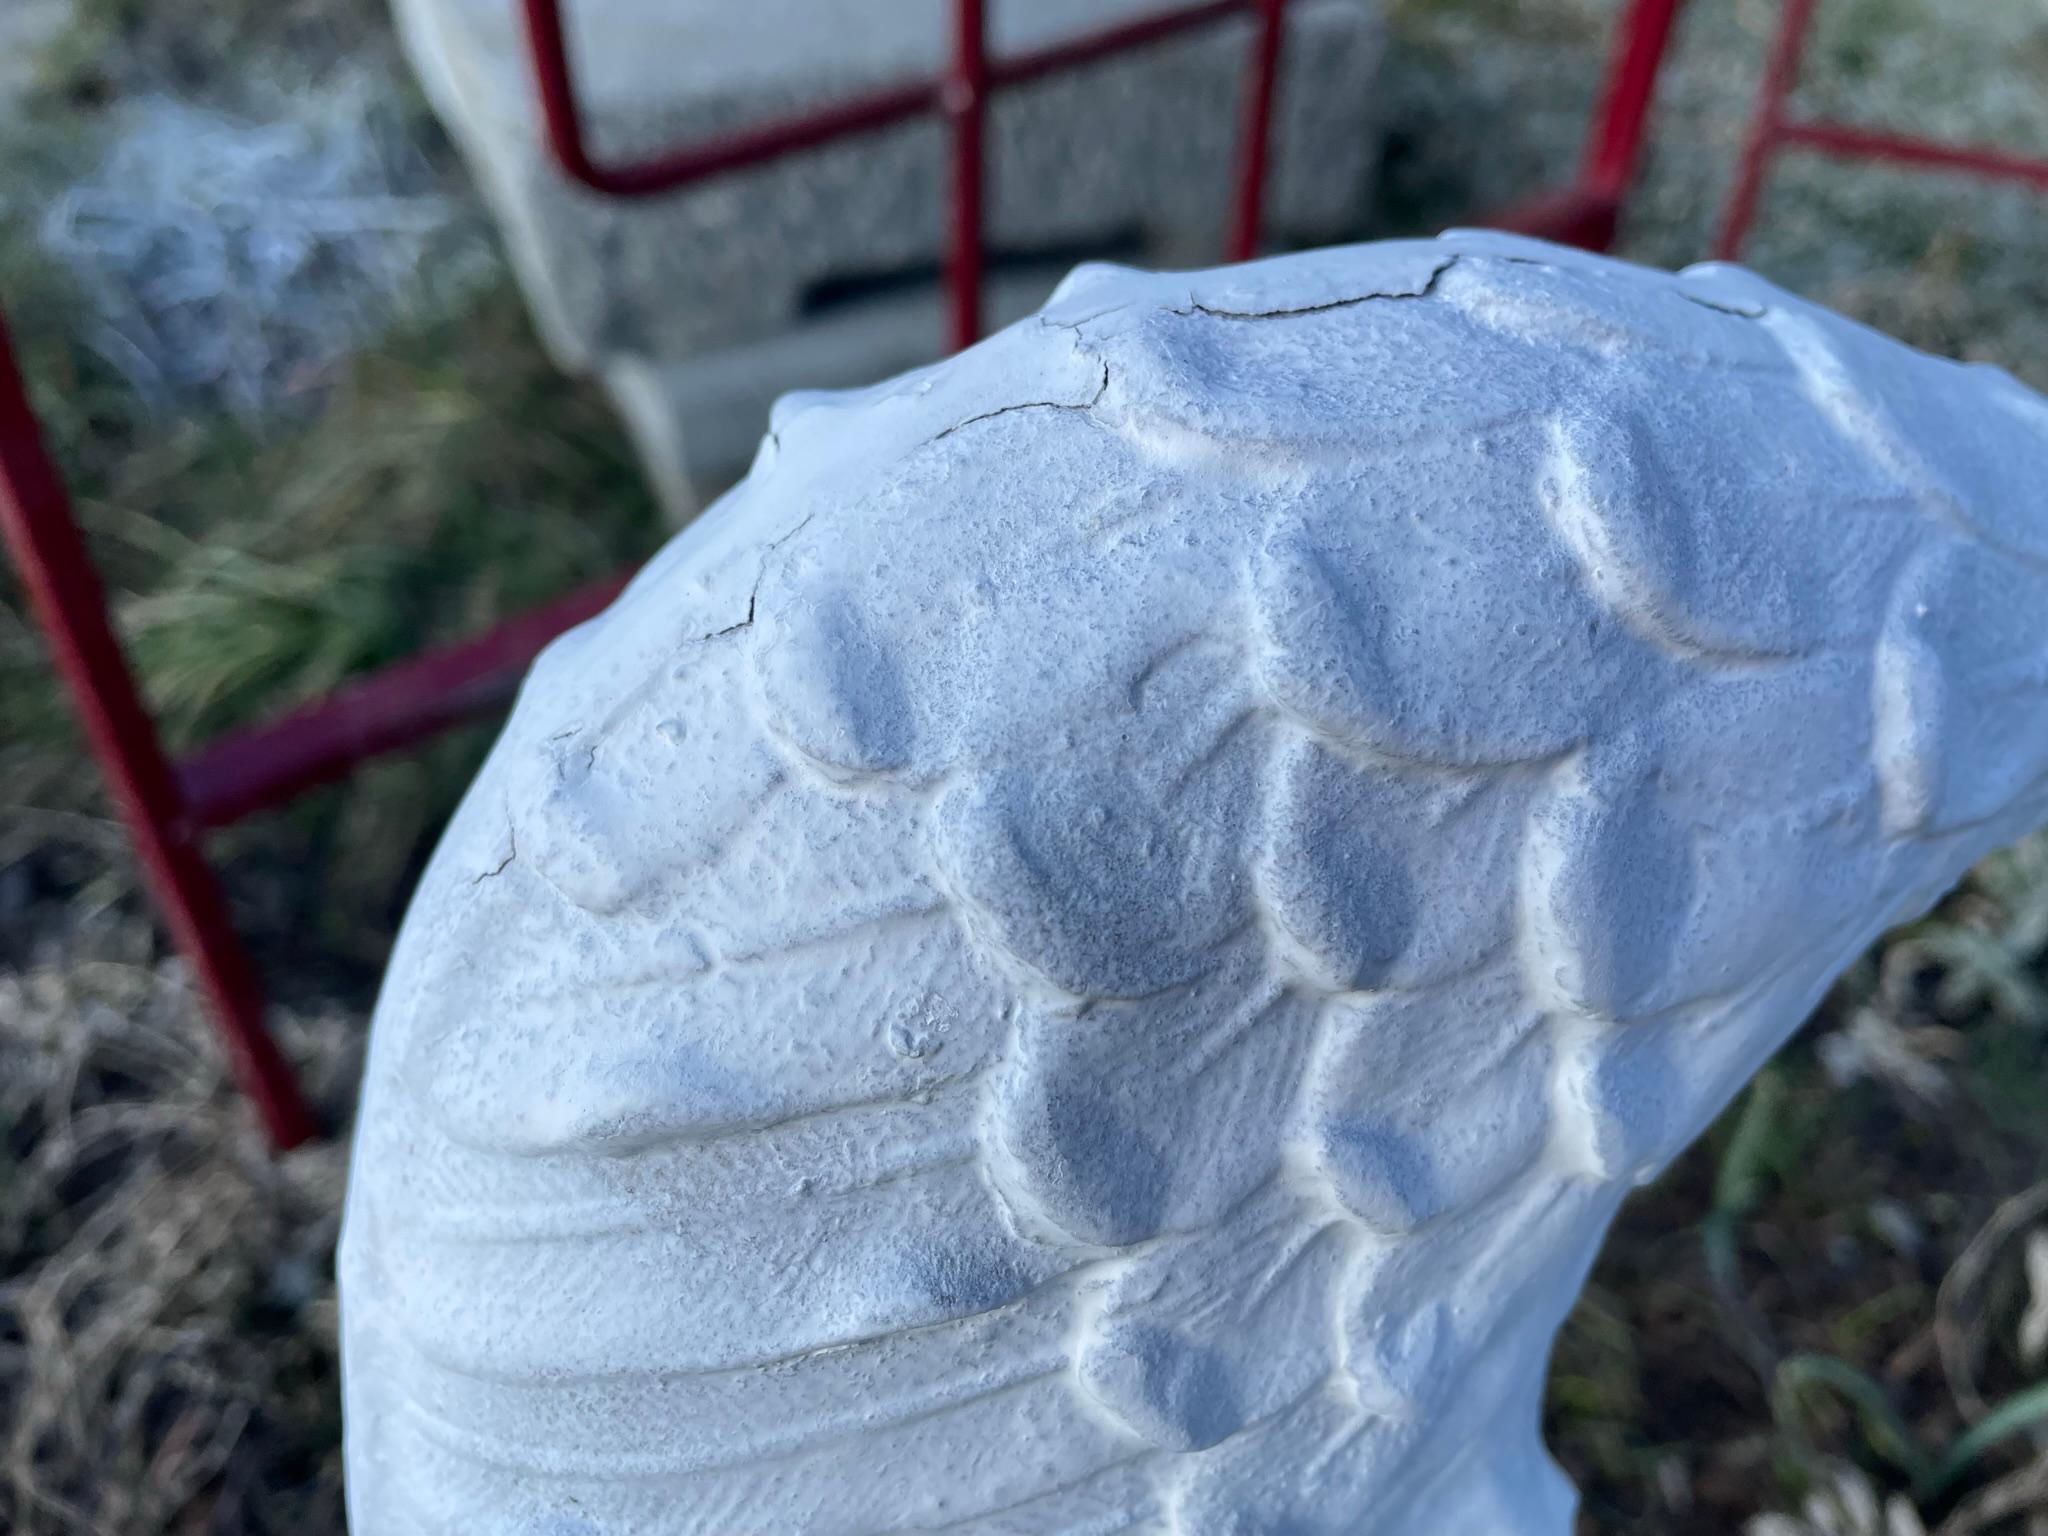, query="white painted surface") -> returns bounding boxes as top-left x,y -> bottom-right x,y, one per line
339,233 -> 2048,1534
